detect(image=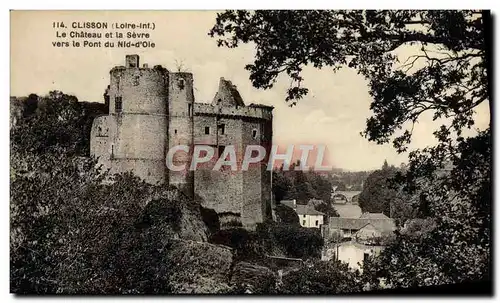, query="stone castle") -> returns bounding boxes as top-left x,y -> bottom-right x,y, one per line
90,55 -> 274,229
